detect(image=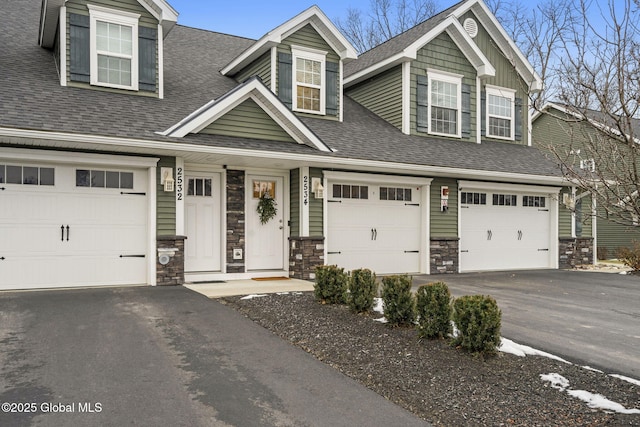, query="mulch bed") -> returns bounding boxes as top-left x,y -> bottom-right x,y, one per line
222,292 -> 640,426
